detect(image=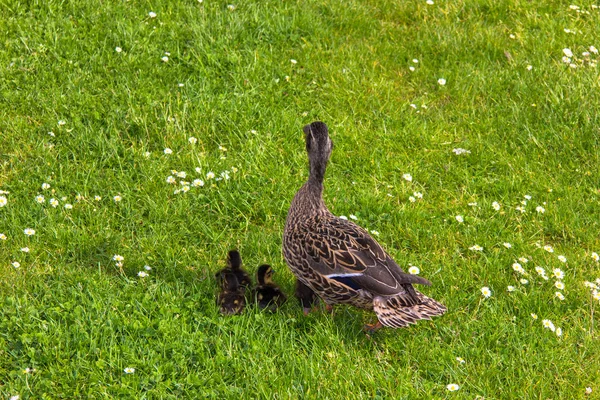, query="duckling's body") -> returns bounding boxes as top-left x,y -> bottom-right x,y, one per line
216,271 -> 246,315
295,279 -> 318,315
254,265 -> 287,312
283,121 -> 446,331
215,250 -> 252,292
